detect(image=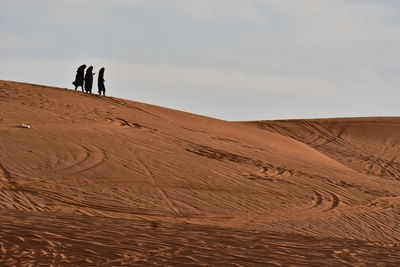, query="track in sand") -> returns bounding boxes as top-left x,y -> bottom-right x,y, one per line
1,80 -> 400,265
